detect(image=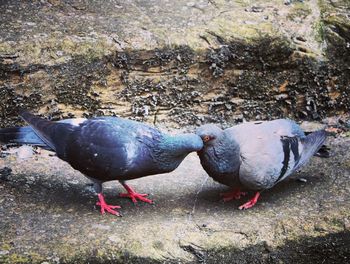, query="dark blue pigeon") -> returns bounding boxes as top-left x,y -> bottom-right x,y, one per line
0,111 -> 203,215
196,119 -> 327,210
